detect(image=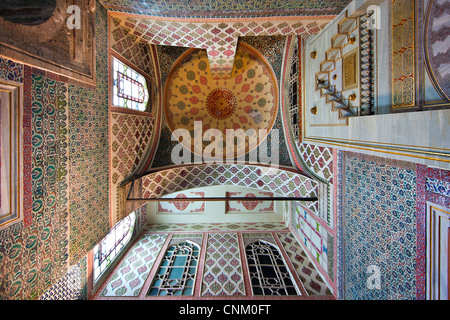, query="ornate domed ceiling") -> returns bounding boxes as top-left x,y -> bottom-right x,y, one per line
164,42 -> 278,159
